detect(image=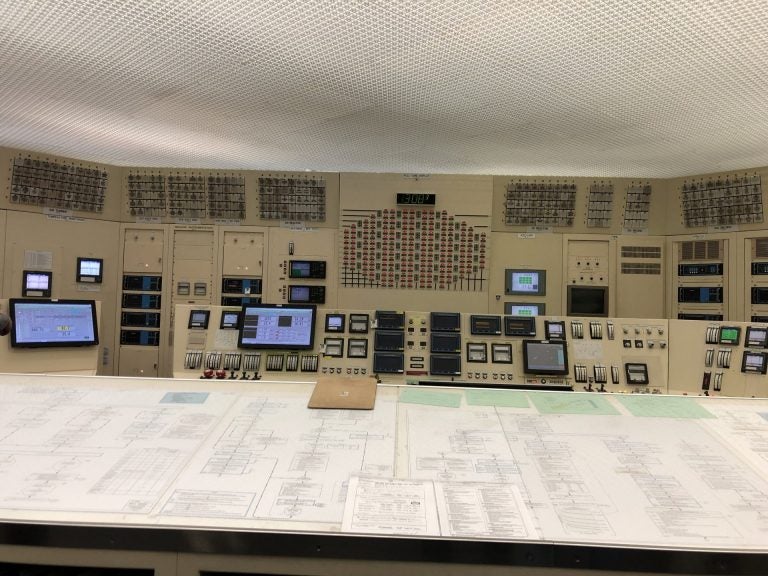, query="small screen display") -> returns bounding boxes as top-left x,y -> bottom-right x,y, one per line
470,315 -> 501,335
504,316 -> 536,337
430,312 -> 461,332
188,310 -> 210,329
719,326 -> 741,345
220,311 -> 240,329
77,258 -> 103,283
505,303 -> 542,316
238,304 -> 316,349
522,340 -> 569,375
505,269 -> 546,295
545,321 -> 566,340
325,313 -> 346,333
431,333 -> 461,353
745,326 -> 768,348
376,311 -> 404,329
23,271 -> 52,296
374,330 -> 405,351
373,352 -> 404,374
10,299 -> 98,348
288,285 -> 311,303
742,351 -> 768,374
430,354 -> 461,376
289,261 -> 311,278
